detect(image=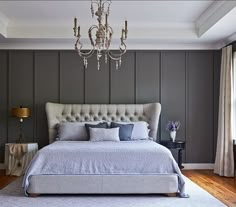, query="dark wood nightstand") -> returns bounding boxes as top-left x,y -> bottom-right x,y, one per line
160,140 -> 185,169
